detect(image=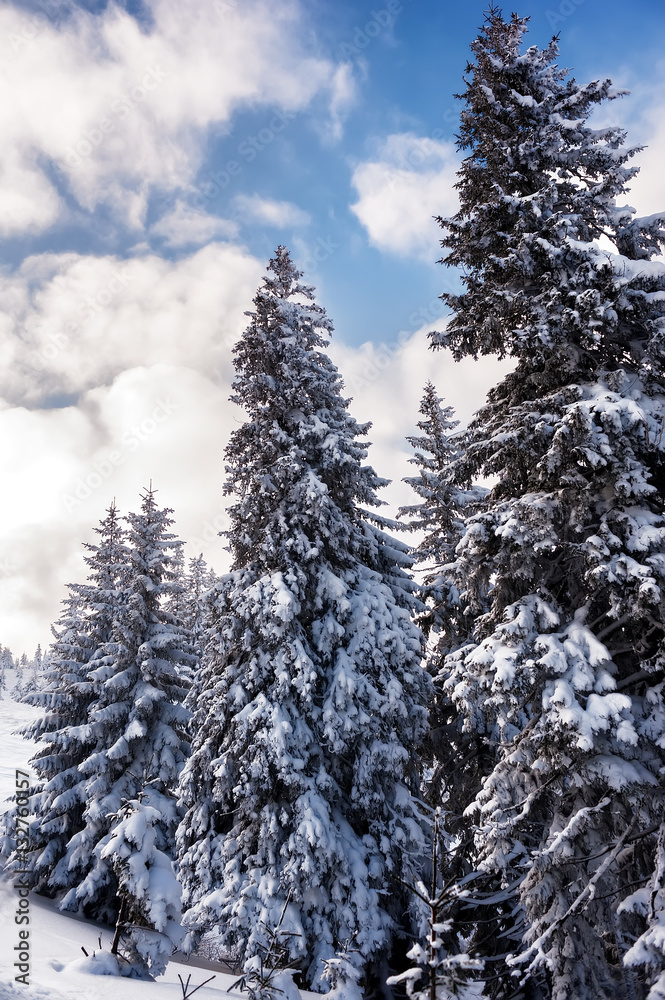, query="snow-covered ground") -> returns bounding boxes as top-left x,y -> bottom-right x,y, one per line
0,875 -> 254,1000
0,688 -> 38,807
0,686 -> 316,1000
